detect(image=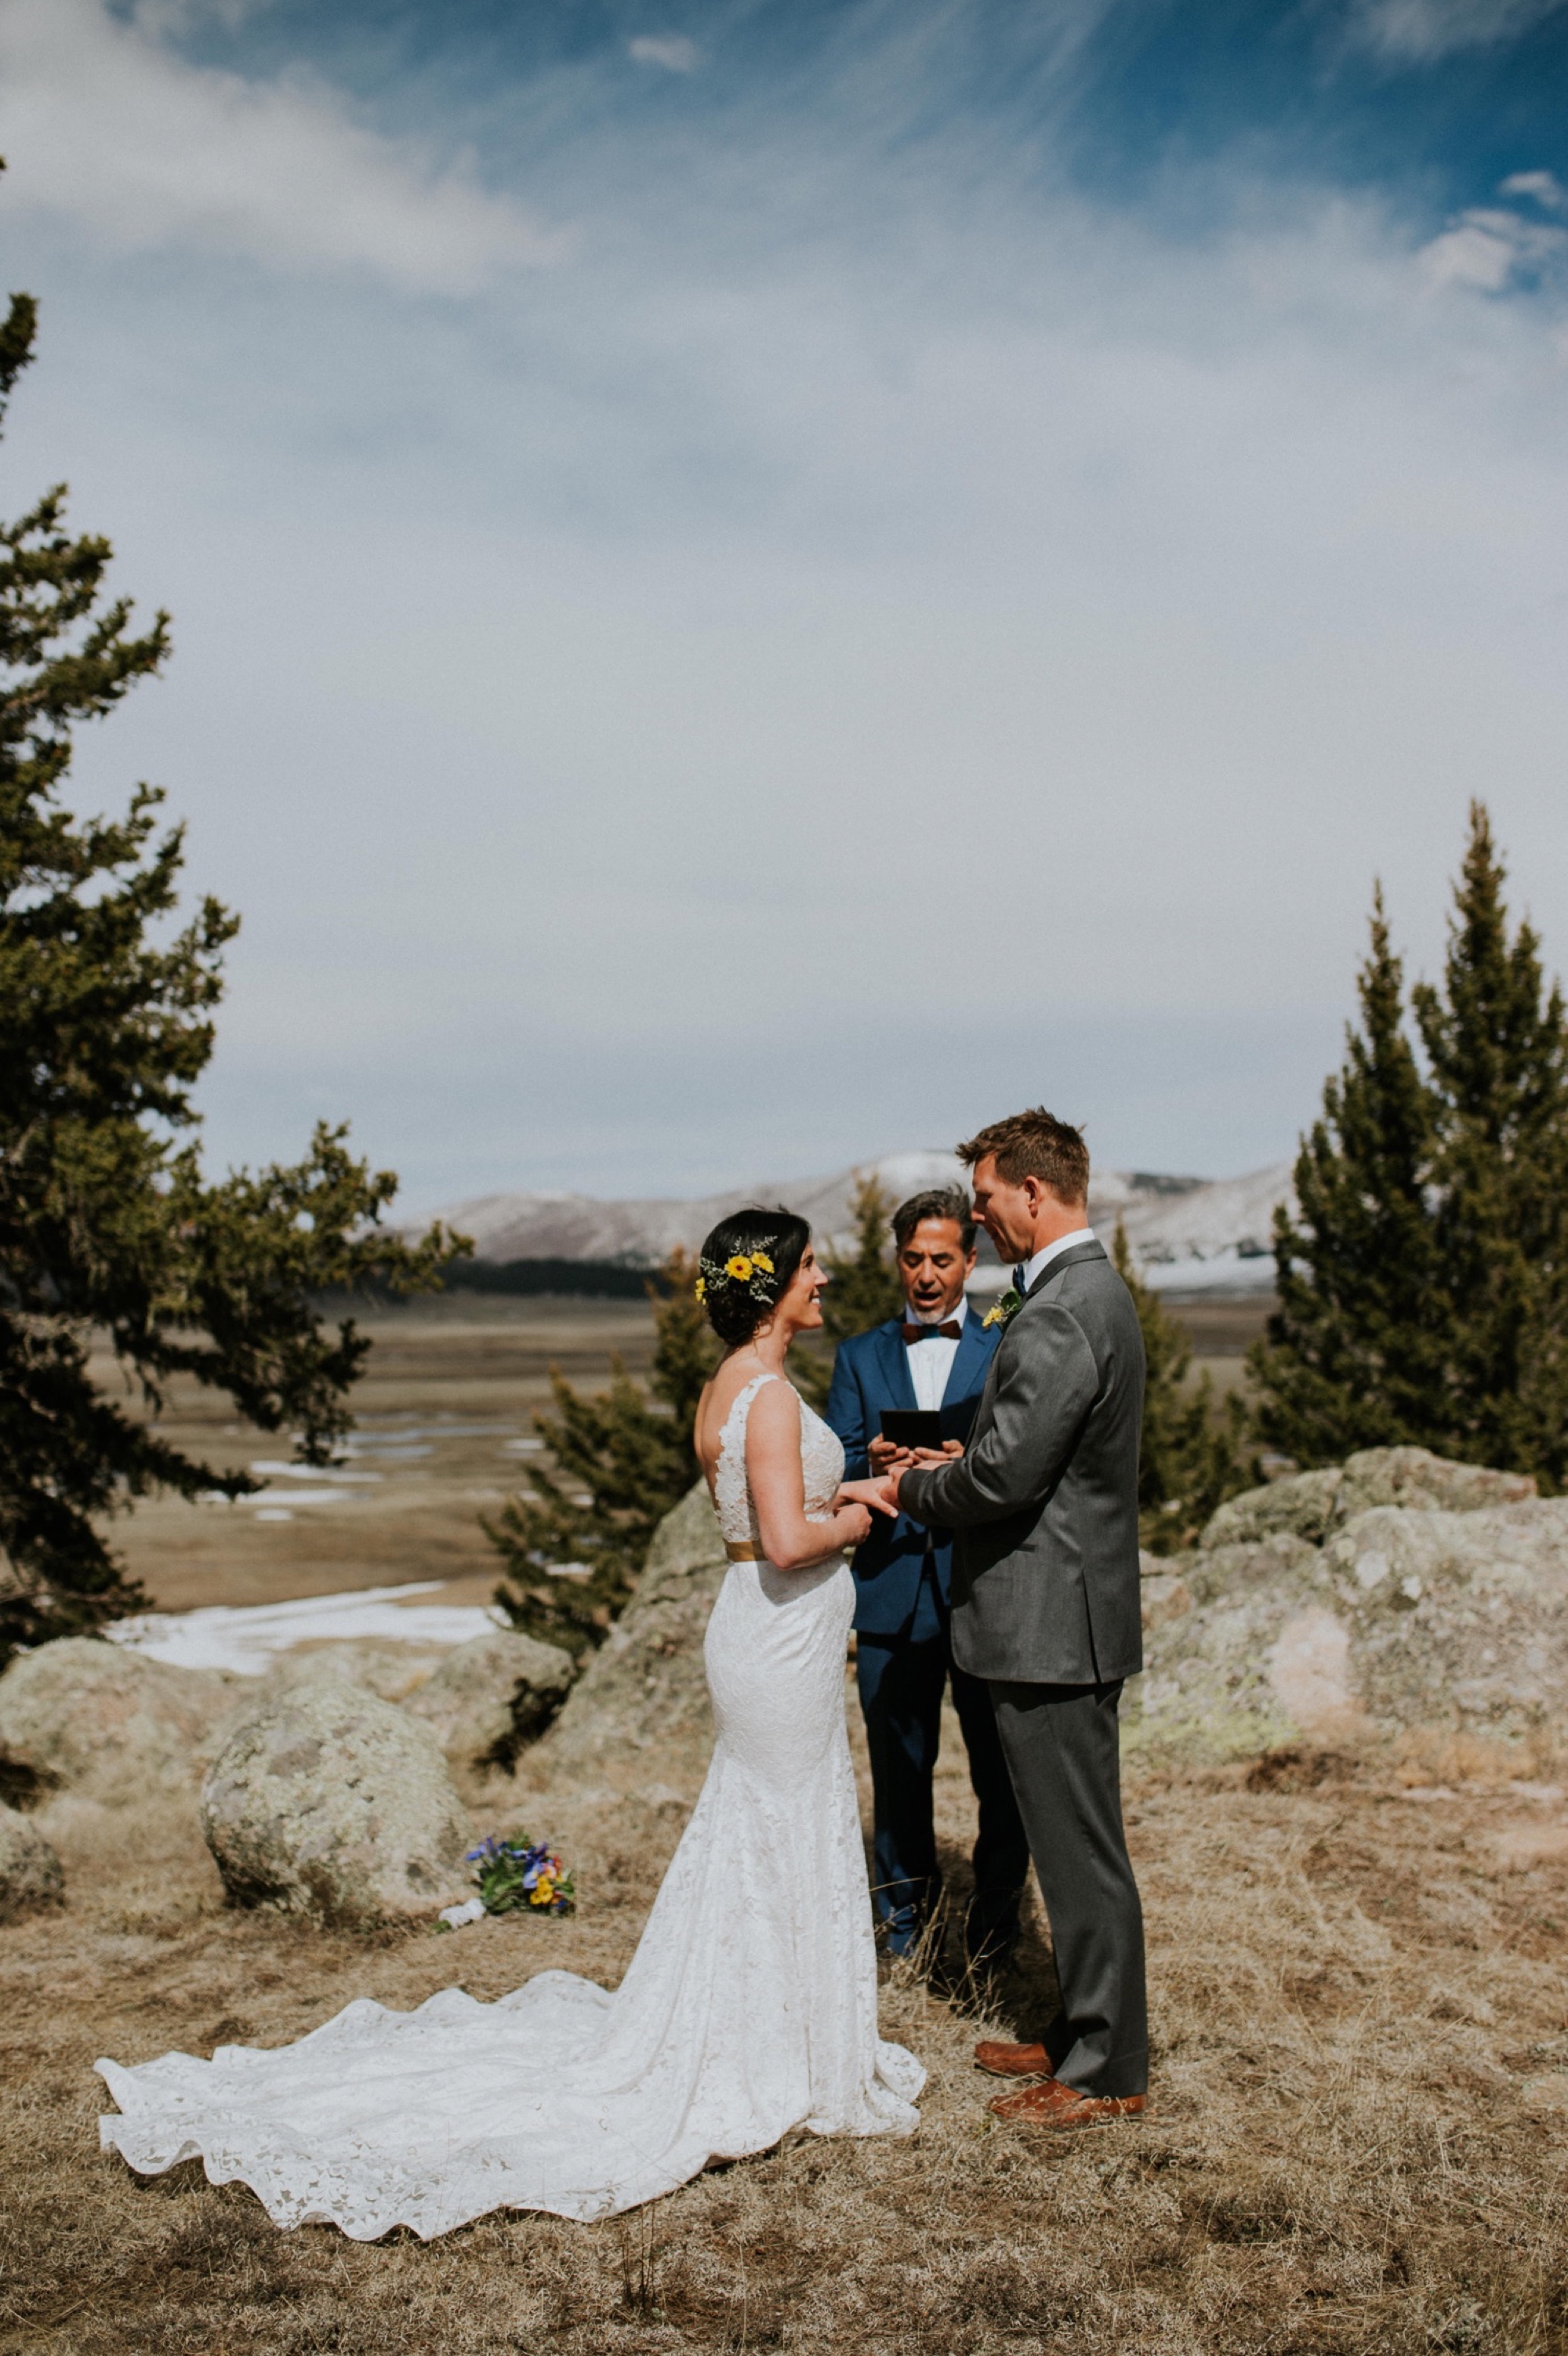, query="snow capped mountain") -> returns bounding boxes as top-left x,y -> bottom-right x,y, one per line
430,1152 -> 1294,1294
